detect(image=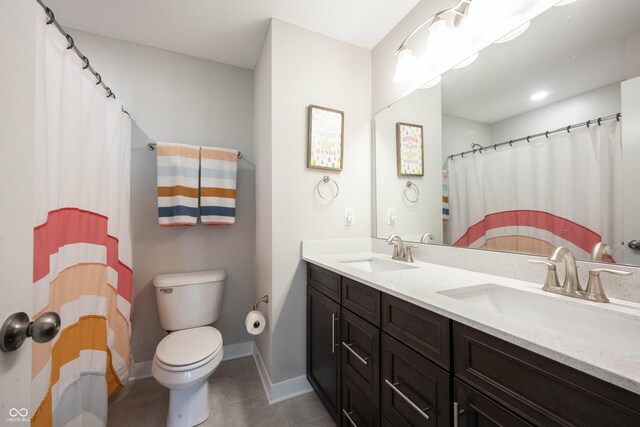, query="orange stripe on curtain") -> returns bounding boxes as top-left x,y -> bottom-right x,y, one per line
32,263 -> 132,380
31,315 -> 123,425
